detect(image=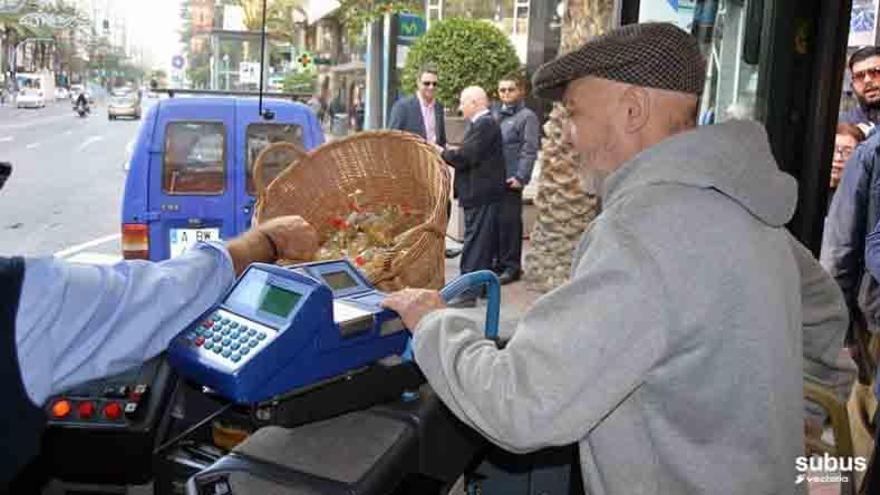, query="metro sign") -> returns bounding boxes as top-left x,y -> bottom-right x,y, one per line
19,12 -> 80,29
0,0 -> 26,14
